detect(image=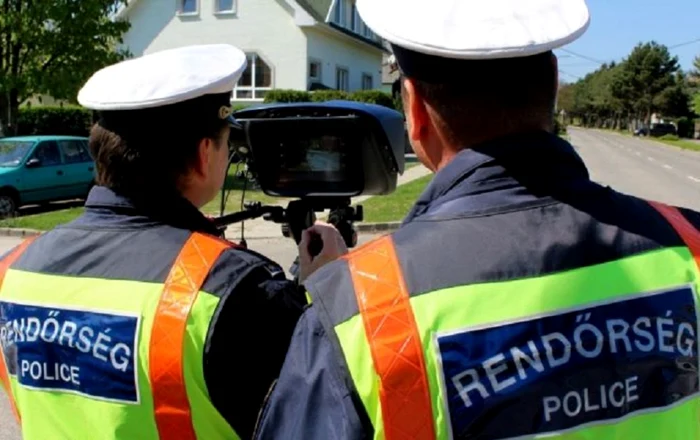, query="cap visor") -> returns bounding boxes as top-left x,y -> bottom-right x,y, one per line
227,115 -> 242,129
